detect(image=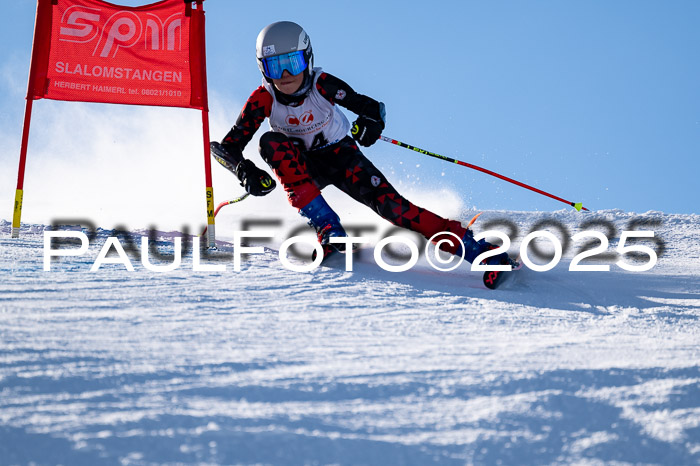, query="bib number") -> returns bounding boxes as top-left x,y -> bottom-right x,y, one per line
309,132 -> 329,150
